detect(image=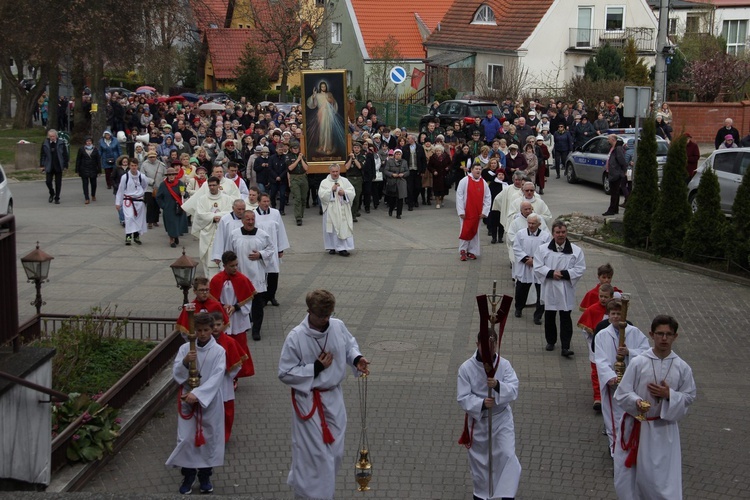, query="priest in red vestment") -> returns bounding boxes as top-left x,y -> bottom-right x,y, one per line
455,164 -> 491,261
